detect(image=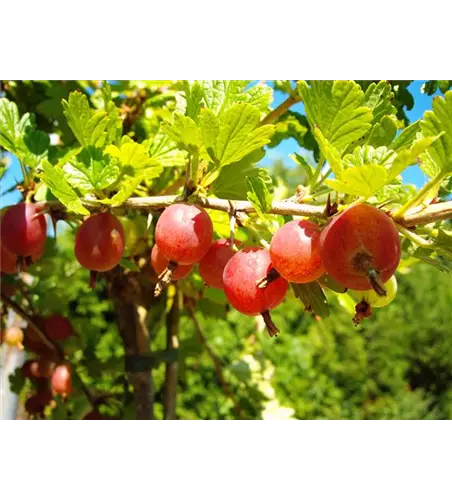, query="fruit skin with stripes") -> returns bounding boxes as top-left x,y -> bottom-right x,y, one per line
75,212 -> 125,272
320,204 -> 401,291
155,204 -> 213,265
270,220 -> 324,284
0,203 -> 47,259
199,239 -> 238,289
222,247 -> 288,337
151,244 -> 193,280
